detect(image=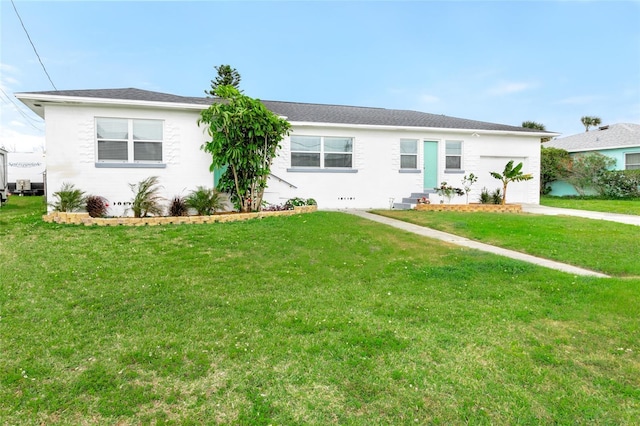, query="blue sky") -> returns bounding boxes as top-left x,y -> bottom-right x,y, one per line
1,0 -> 639,152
